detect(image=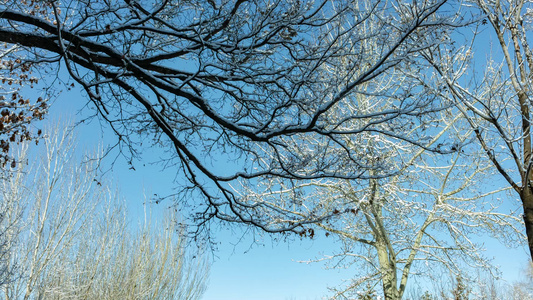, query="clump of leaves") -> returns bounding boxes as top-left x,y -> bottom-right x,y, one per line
0,47 -> 47,168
